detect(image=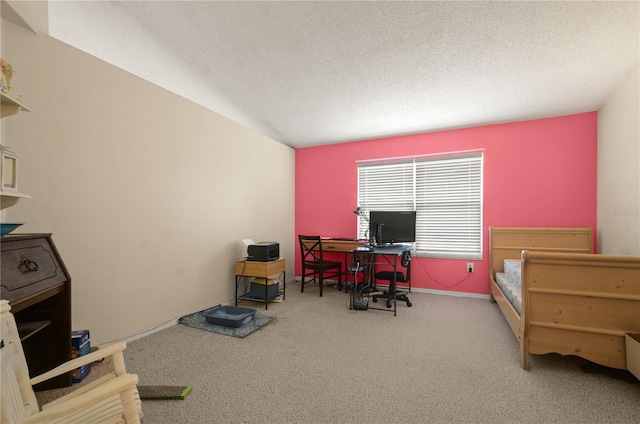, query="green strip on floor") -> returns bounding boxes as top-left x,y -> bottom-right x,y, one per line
138,385 -> 192,400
